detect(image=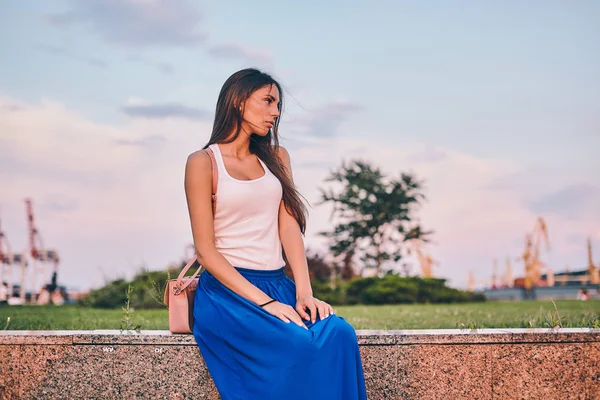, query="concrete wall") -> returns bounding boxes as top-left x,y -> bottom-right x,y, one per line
1,328 -> 599,399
